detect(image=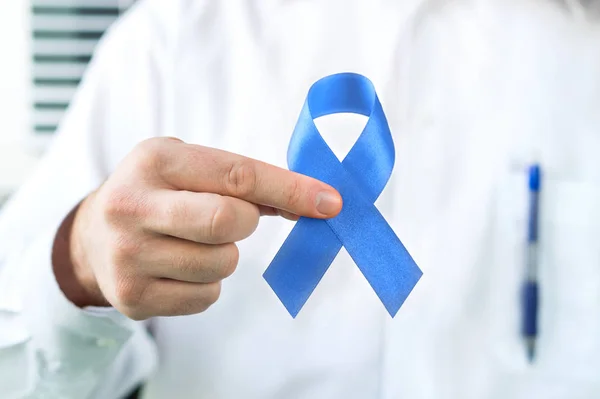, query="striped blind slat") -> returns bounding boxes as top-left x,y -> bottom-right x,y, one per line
32,0 -> 125,7
33,62 -> 89,78
33,14 -> 117,30
30,0 -> 133,136
34,86 -> 78,103
34,39 -> 99,55
32,6 -> 121,16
